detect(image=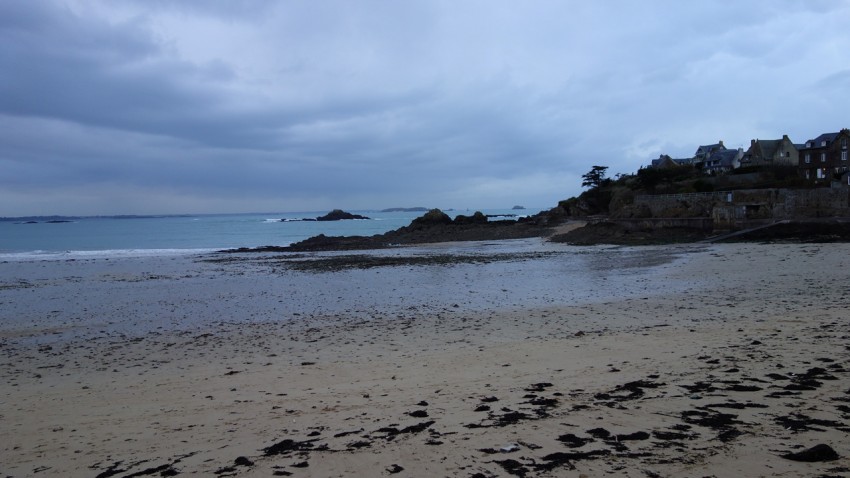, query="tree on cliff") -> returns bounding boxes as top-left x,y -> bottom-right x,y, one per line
582,165 -> 609,190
